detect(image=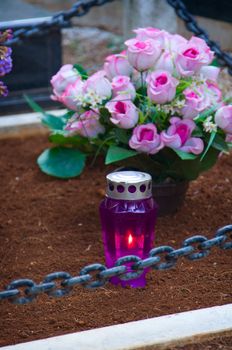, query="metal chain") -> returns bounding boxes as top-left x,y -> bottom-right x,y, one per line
0,225 -> 231,304
167,0 -> 232,75
4,0 -> 116,46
